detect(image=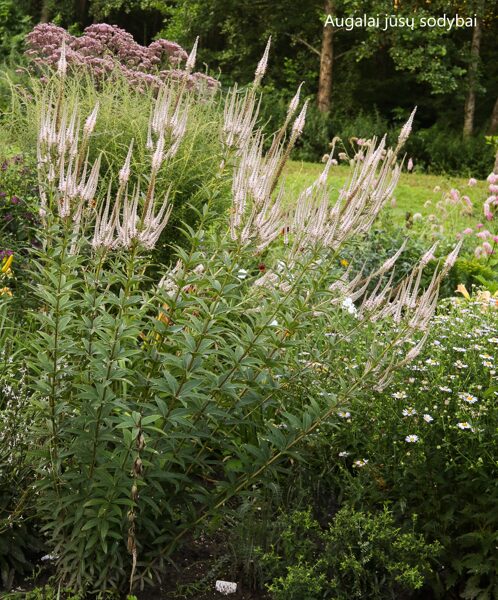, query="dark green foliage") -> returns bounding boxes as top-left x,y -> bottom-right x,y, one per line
449,256 -> 498,294
0,155 -> 39,255
259,94 -> 495,176
0,0 -> 32,59
256,507 -> 439,600
0,366 -> 44,590
405,126 -> 495,178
